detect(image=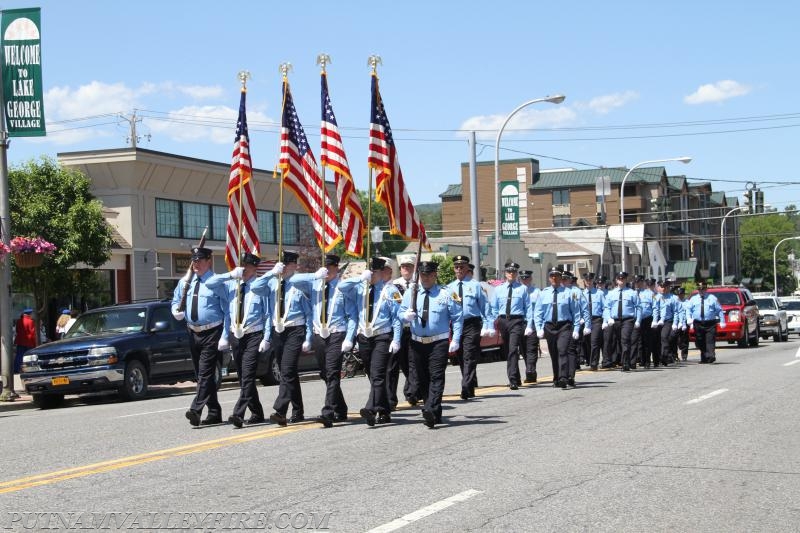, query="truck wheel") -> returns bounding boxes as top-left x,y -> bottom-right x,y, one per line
749,325 -> 759,347
32,393 -> 64,409
737,321 -> 748,348
259,353 -> 280,386
773,330 -> 781,342
781,325 -> 789,342
118,360 -> 148,401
